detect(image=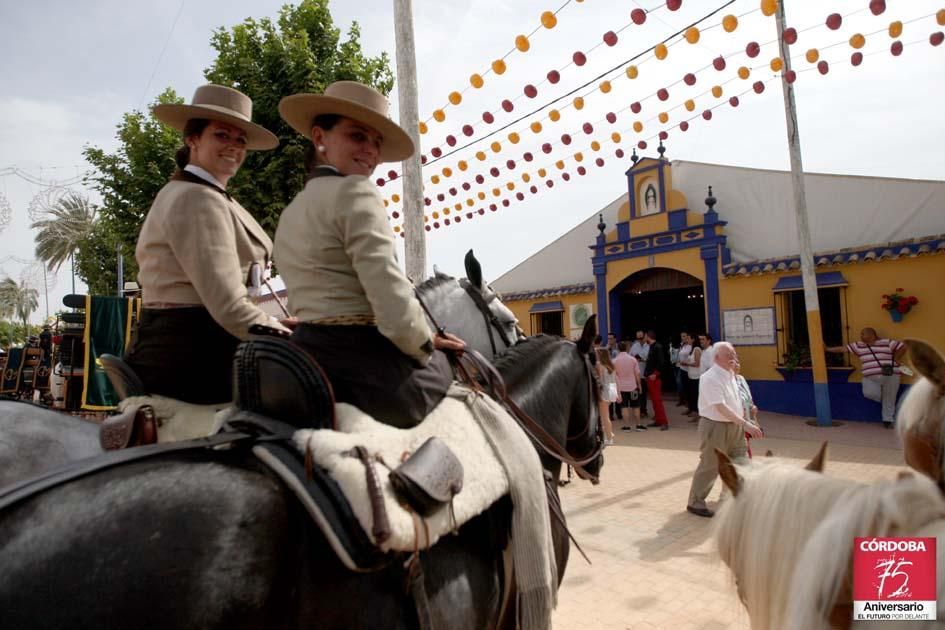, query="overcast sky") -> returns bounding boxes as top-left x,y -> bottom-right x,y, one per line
2,0 -> 943,322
